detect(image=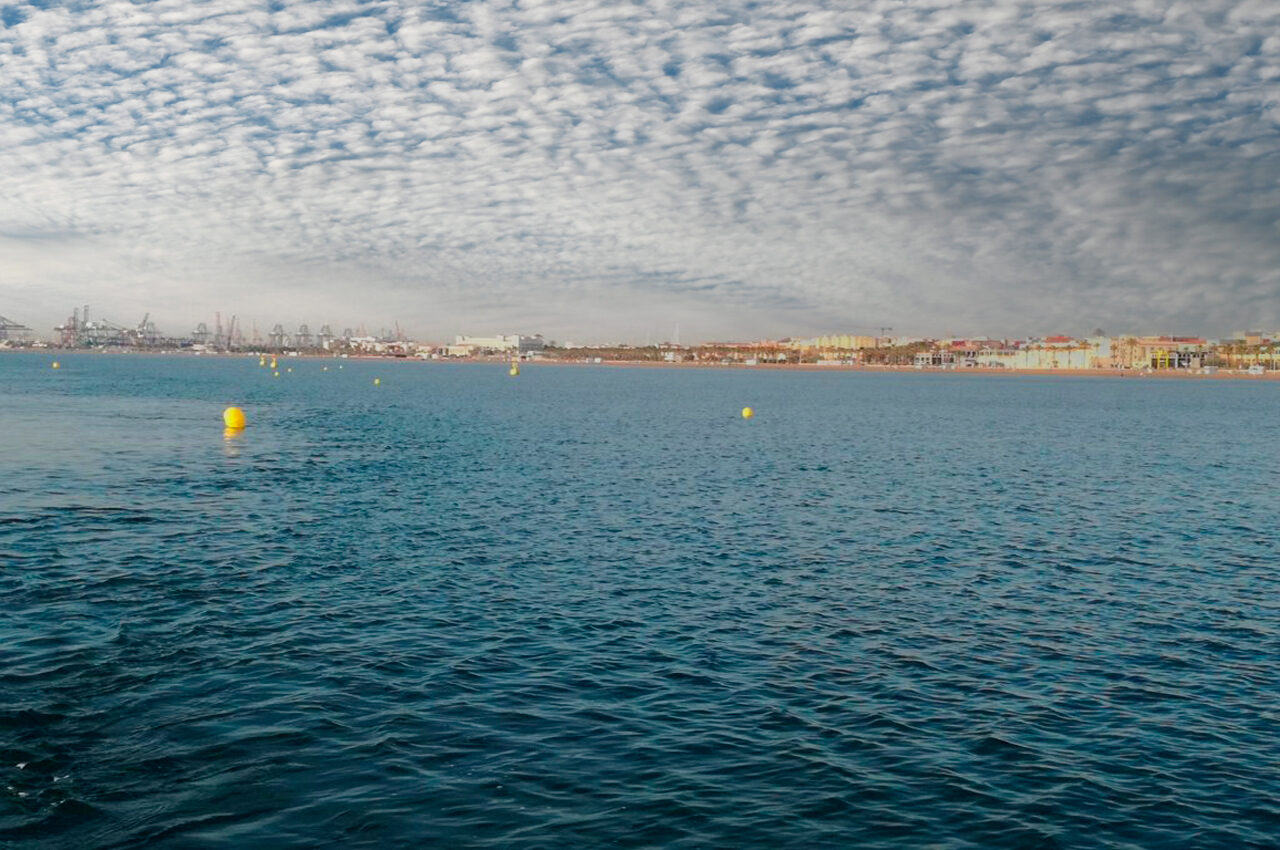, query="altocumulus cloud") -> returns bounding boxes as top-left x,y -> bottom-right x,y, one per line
1,0 -> 1278,340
